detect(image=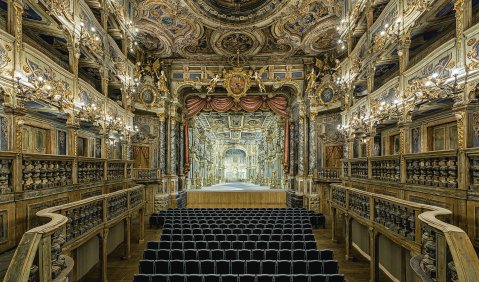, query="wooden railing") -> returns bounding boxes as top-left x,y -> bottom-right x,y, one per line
0,153 -> 133,195
316,167 -> 341,181
404,150 -> 458,189
132,168 -> 161,182
3,185 -> 144,282
342,150 -> 461,189
370,155 -> 400,183
330,184 -> 479,282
